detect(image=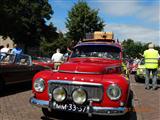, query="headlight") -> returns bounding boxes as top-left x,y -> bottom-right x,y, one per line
33,78 -> 45,92
107,84 -> 122,100
52,87 -> 67,102
72,88 -> 87,105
